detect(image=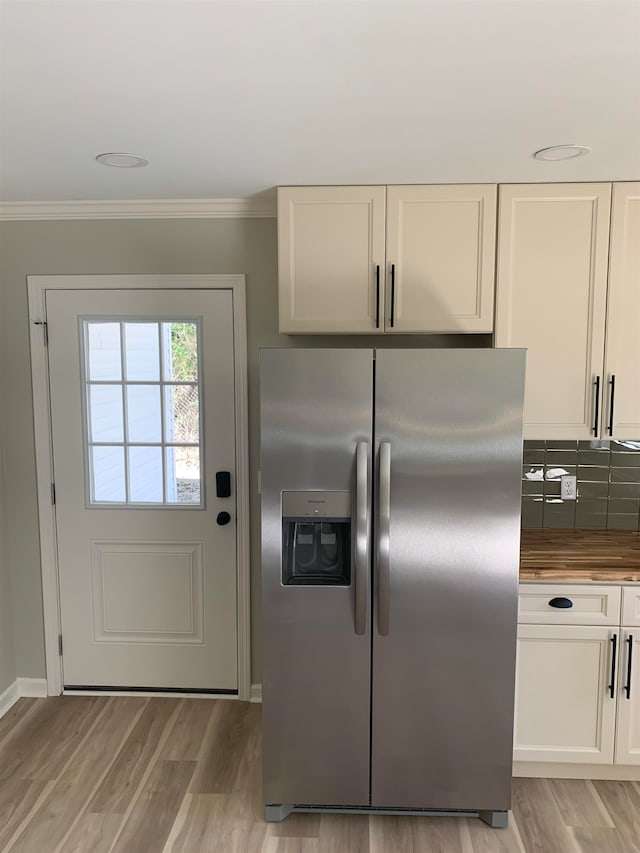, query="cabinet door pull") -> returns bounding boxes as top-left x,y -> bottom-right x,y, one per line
593,376 -> 601,436
375,265 -> 380,329
549,596 -> 573,609
609,633 -> 618,699
607,374 -> 616,437
625,634 -> 633,700
390,264 -> 396,329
